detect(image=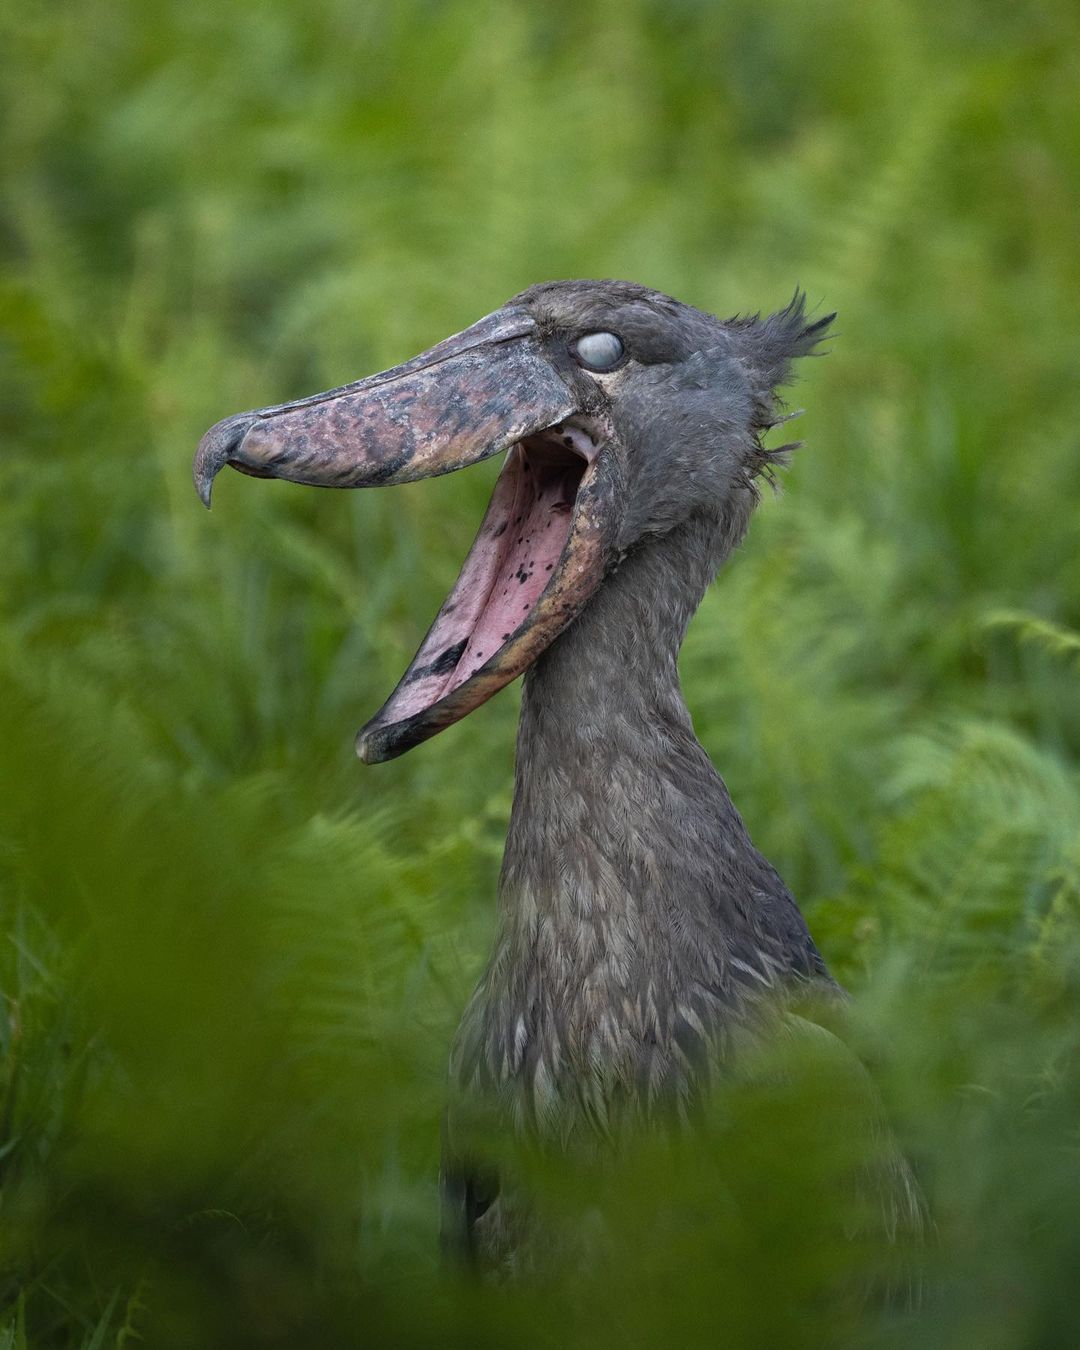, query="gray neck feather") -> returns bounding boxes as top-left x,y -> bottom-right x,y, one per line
454,499 -> 829,1122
